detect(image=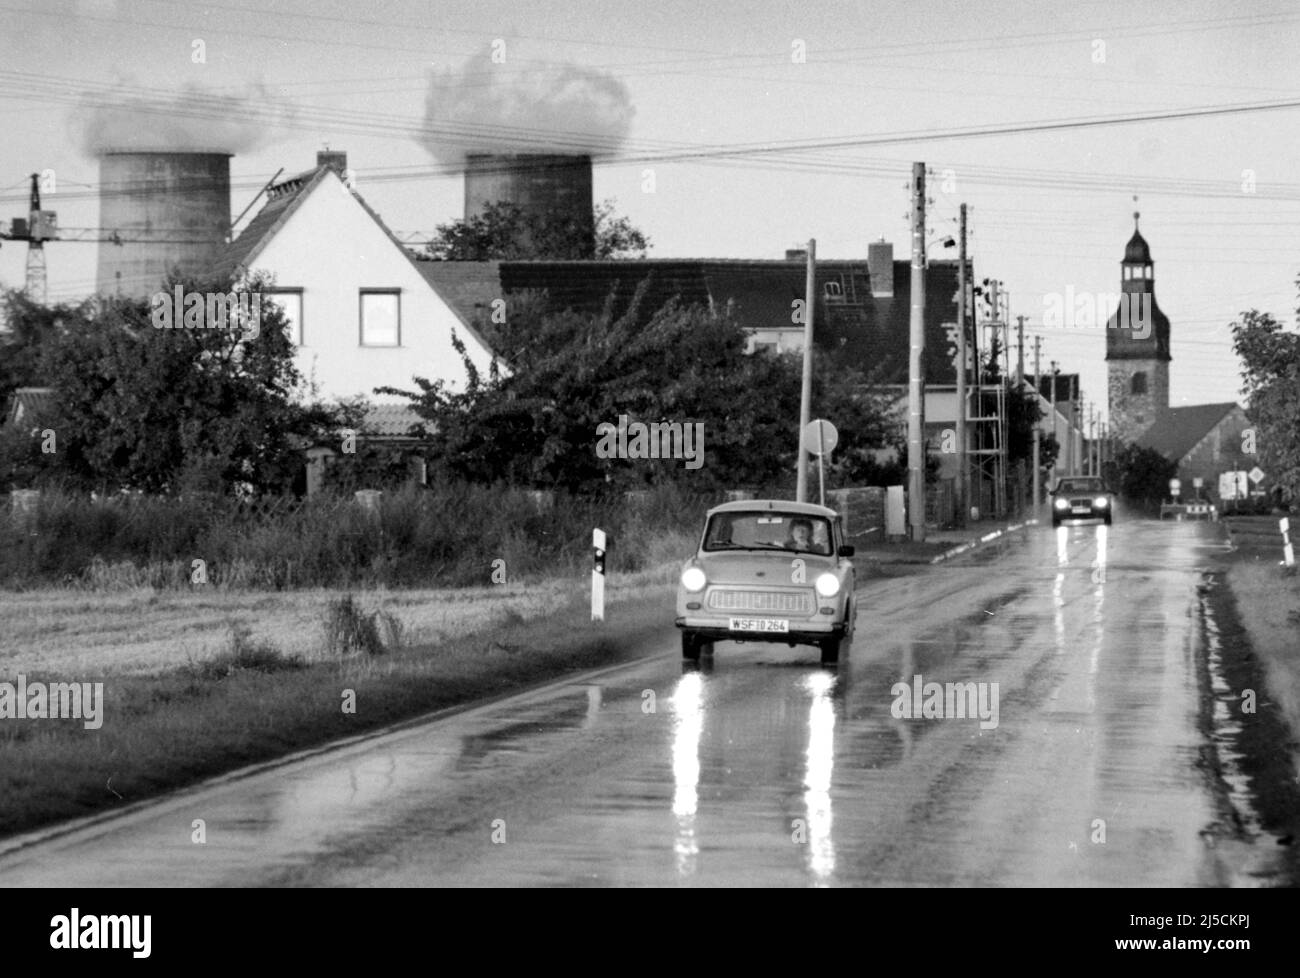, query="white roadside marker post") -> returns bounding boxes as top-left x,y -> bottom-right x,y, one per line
1281,517 -> 1294,568
592,528 -> 607,621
